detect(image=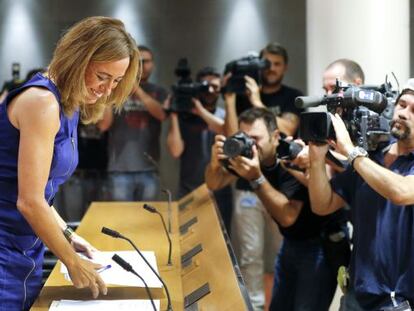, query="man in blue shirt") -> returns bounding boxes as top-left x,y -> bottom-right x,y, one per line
308,79 -> 414,310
